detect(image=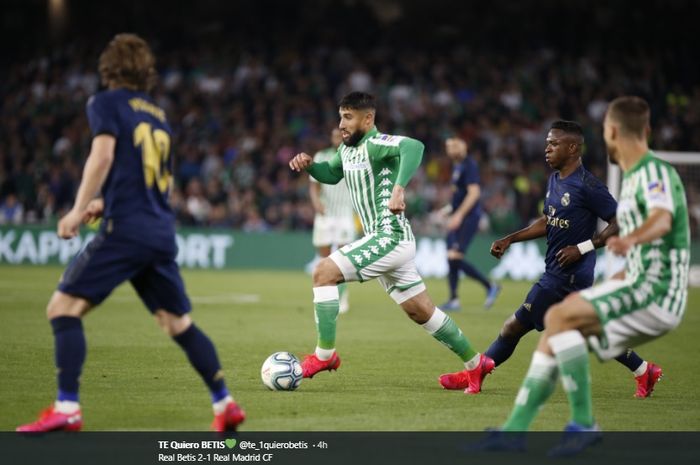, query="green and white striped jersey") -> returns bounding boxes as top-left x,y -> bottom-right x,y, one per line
618,151 -> 690,316
311,147 -> 354,219
334,128 -> 418,242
